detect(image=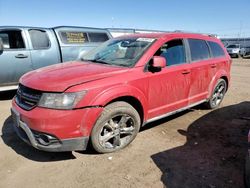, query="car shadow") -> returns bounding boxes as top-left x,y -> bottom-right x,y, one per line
151,102 -> 250,188
1,116 -> 76,162
0,90 -> 17,101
